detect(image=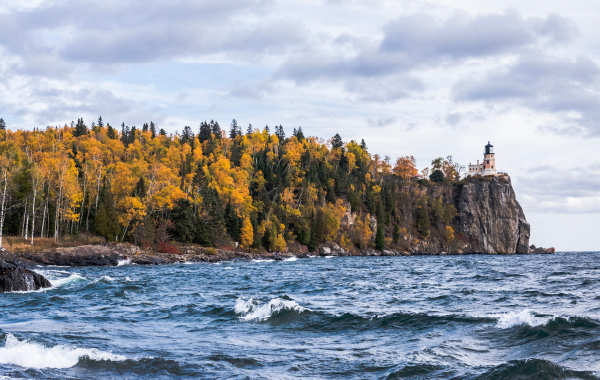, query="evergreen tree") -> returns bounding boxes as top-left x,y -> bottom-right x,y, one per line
159,128 -> 167,136
275,125 -> 285,142
73,118 -> 88,137
107,124 -> 117,139
97,116 -> 104,128
293,127 -> 305,141
150,121 -> 157,138
229,119 -> 241,139
331,133 -> 343,149
246,124 -> 253,135
0,118 -> 5,131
